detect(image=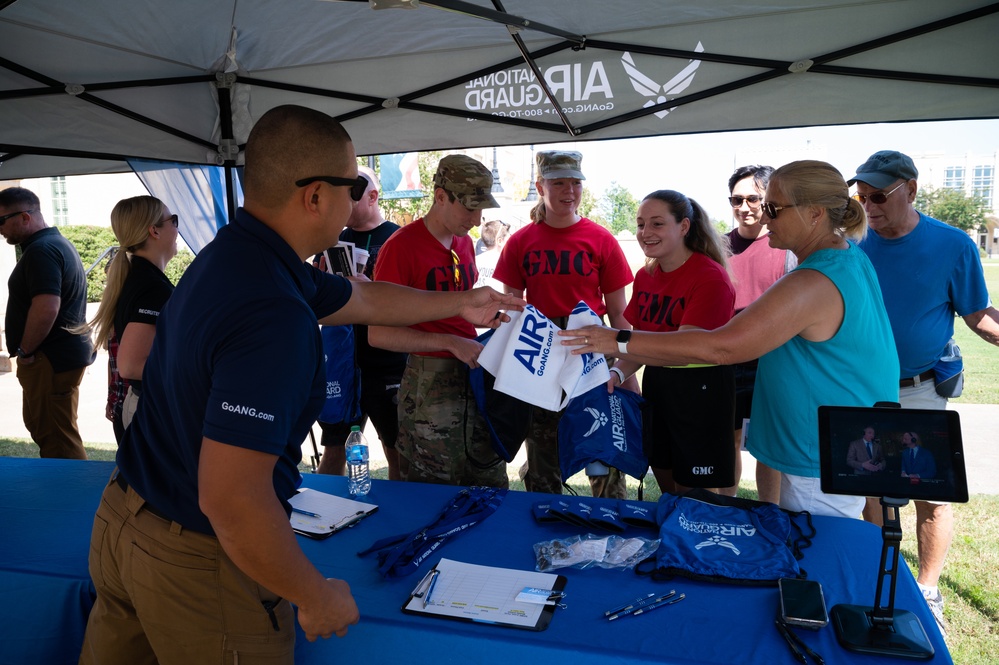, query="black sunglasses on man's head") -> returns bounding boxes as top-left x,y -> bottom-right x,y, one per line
295,176 -> 368,202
